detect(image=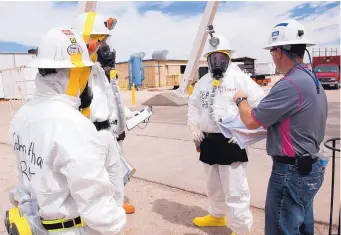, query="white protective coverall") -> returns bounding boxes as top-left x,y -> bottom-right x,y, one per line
89,62 -> 125,208
9,69 -> 126,235
90,62 -> 138,187
188,64 -> 264,235
111,89 -> 138,186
